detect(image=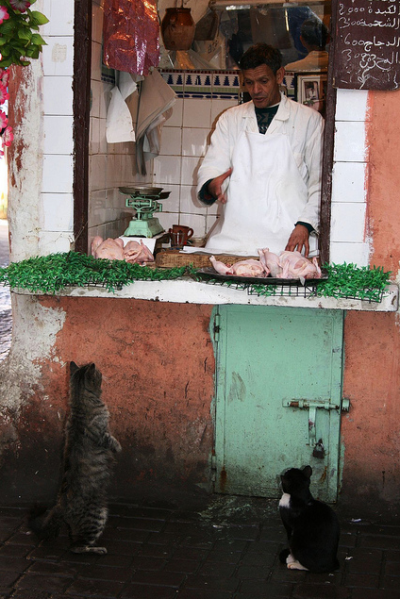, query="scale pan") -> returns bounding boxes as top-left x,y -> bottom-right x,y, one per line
119,185 -> 164,196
